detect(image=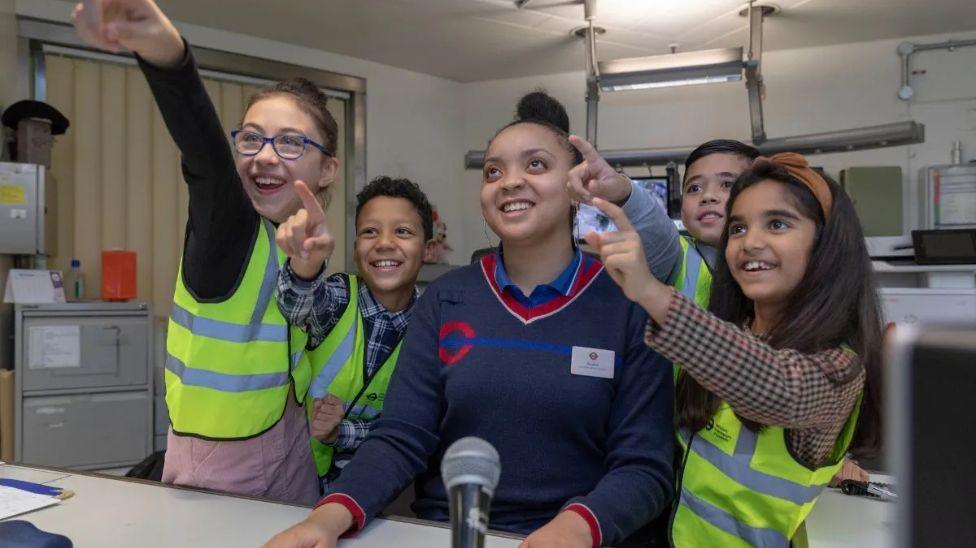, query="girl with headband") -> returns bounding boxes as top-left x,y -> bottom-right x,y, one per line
586,152 -> 883,547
